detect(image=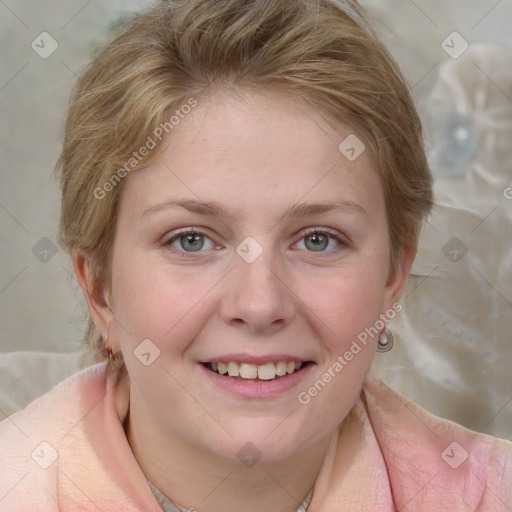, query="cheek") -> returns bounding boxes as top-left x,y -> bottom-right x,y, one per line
292,270 -> 384,443
301,262 -> 388,344
110,254 -> 216,349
